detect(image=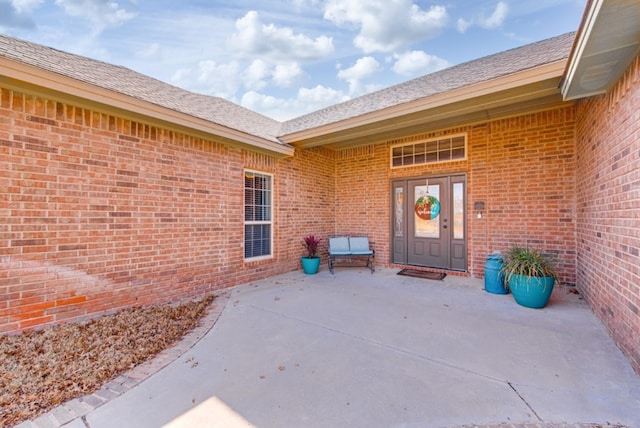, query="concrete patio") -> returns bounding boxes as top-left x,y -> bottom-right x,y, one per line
28,268 -> 640,428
